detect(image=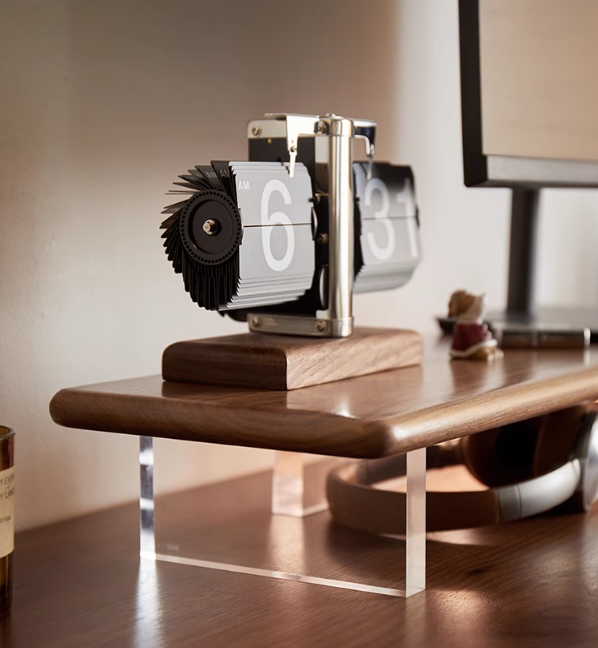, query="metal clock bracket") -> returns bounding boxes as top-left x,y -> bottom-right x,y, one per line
246,113 -> 376,338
